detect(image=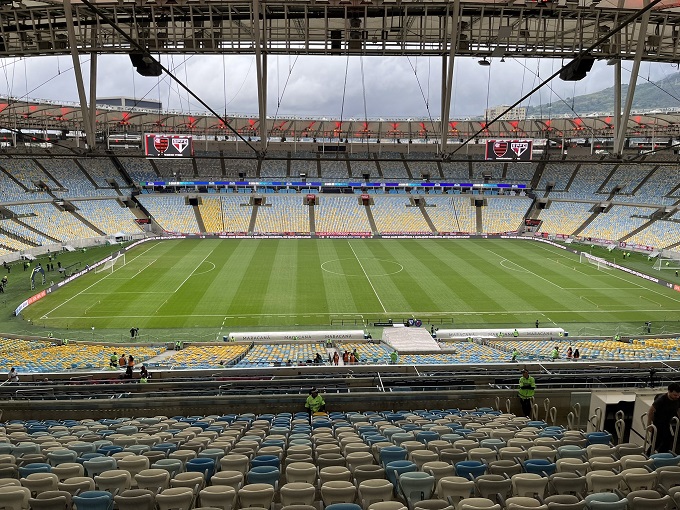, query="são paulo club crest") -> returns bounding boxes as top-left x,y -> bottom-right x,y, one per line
511,141 -> 529,157
172,137 -> 190,154
493,141 -> 508,158
153,136 -> 169,154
